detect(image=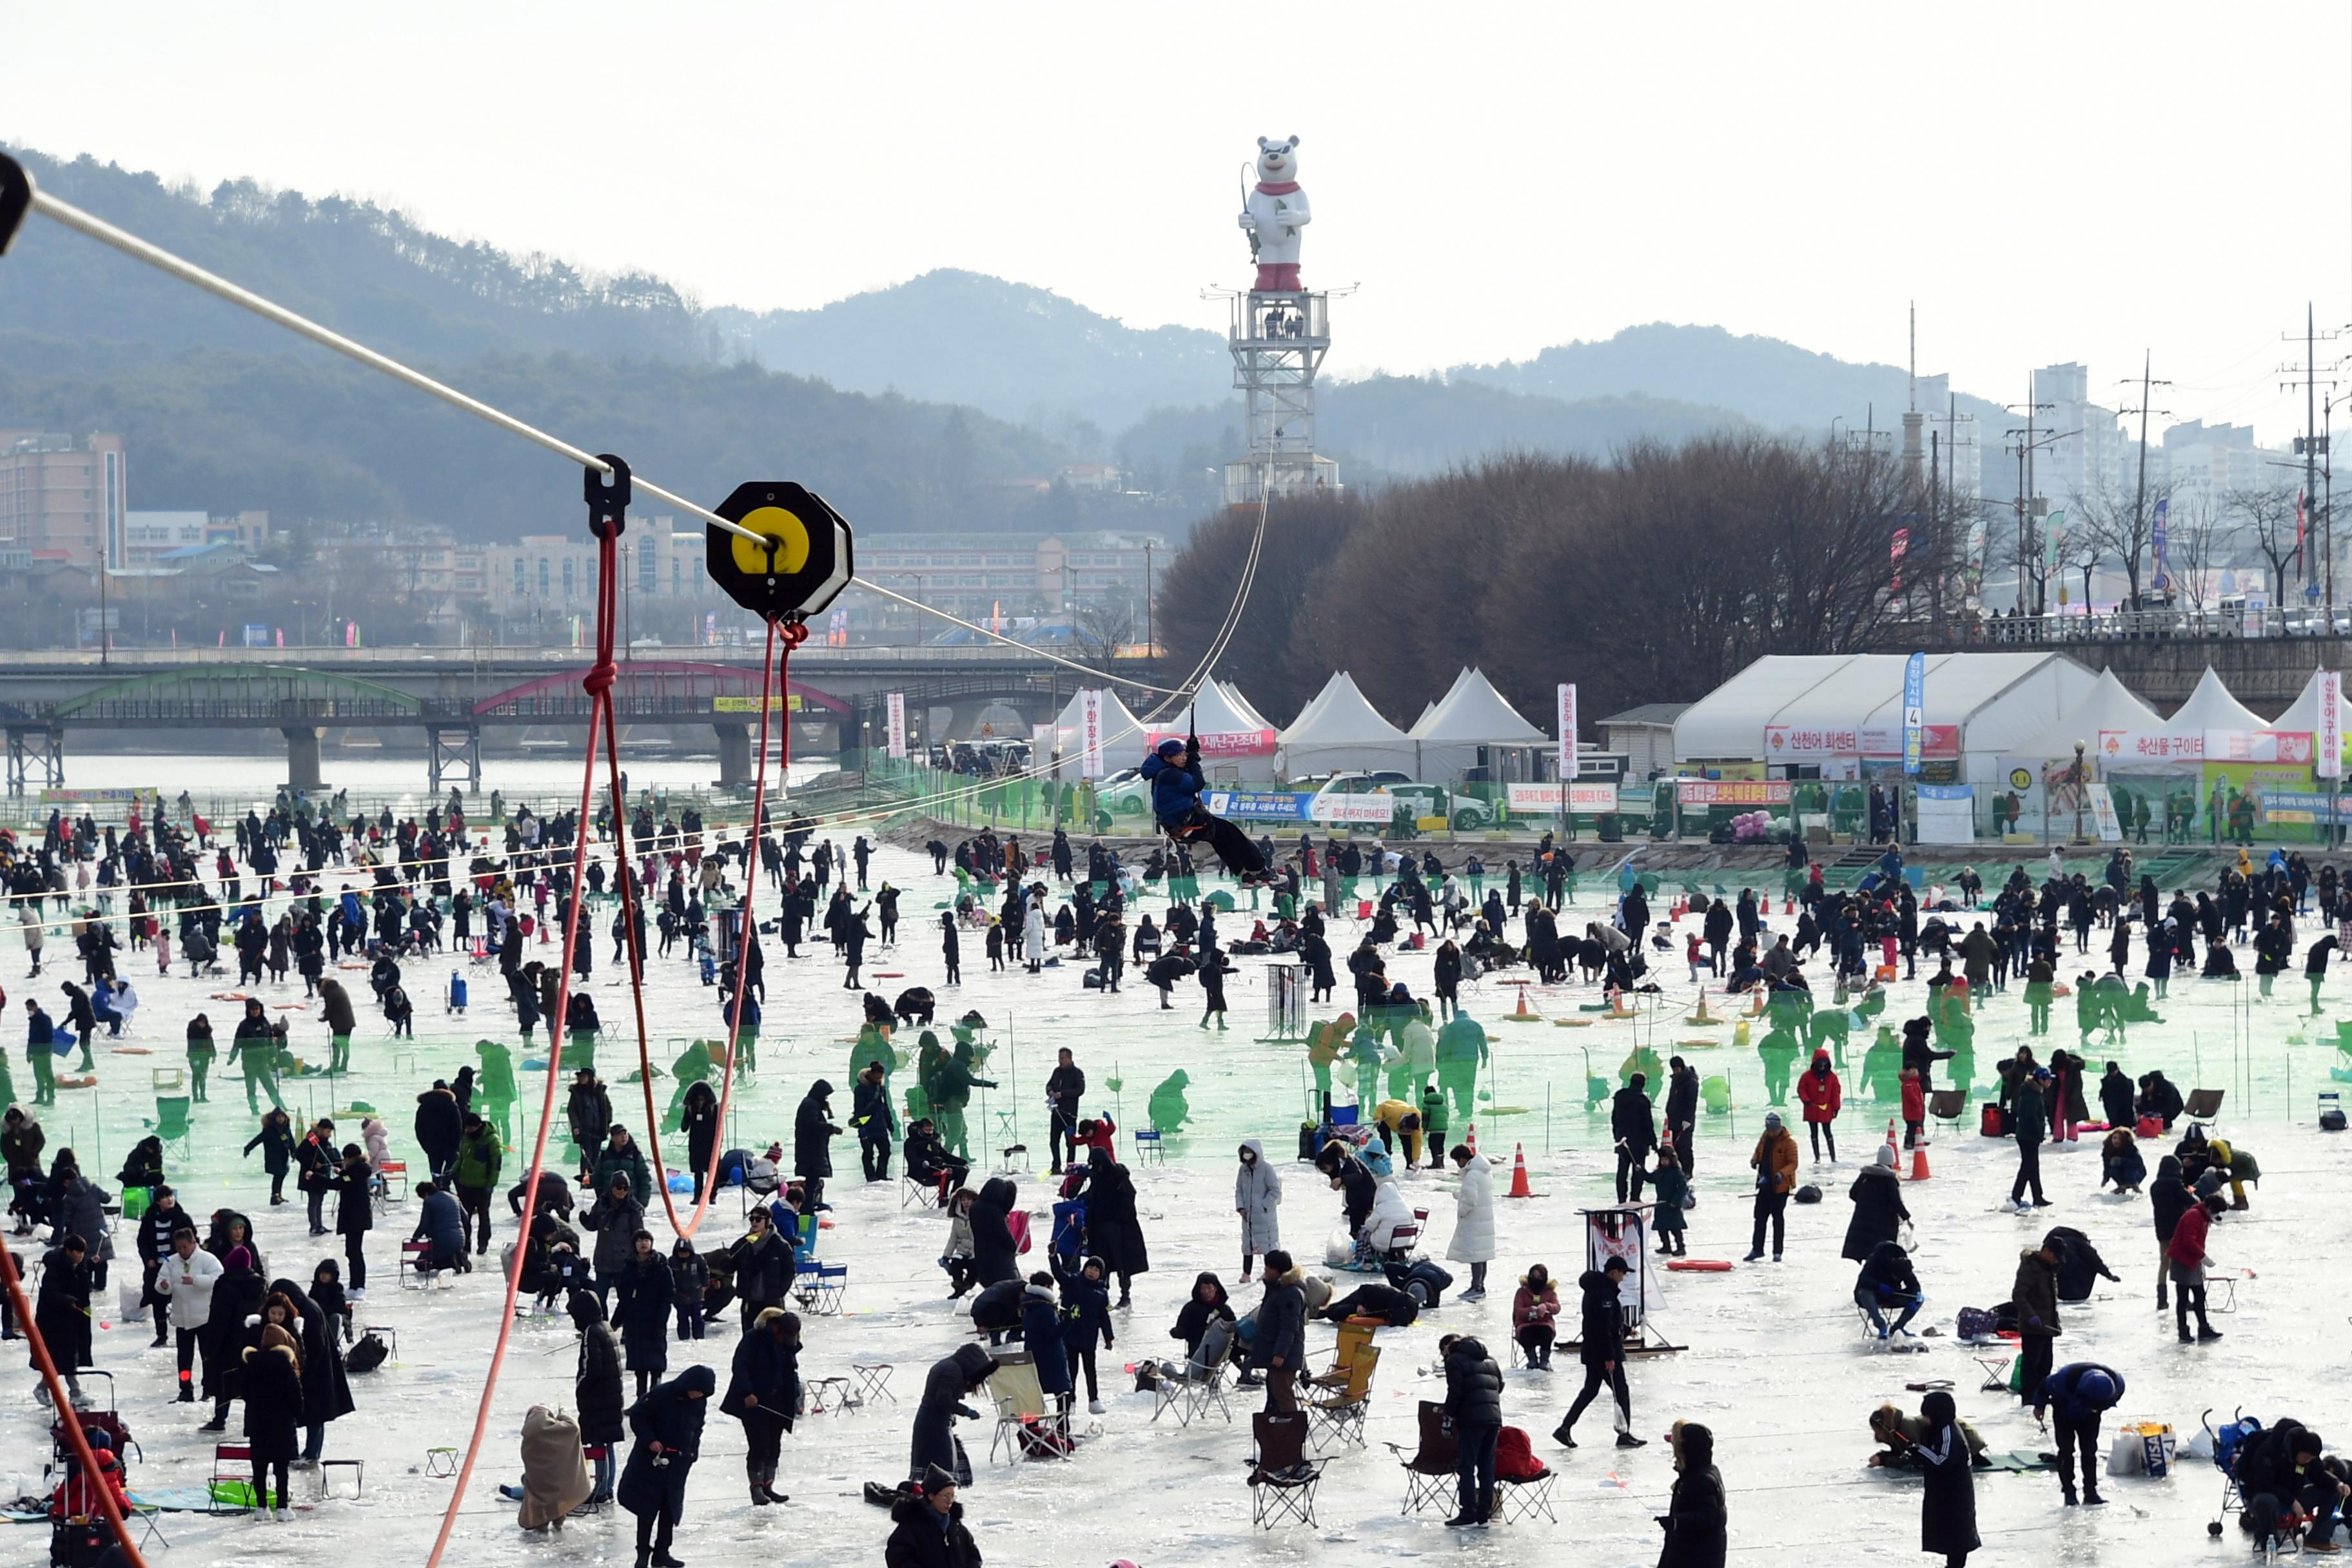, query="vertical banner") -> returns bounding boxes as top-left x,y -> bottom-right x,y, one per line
2151,496 -> 2170,594
885,691 -> 906,759
1556,683 -> 1578,779
1901,651 -> 1926,776
1888,527 -> 1909,594
1080,688 -> 1104,779
2043,507 -> 2066,588
2320,672 -> 2342,781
